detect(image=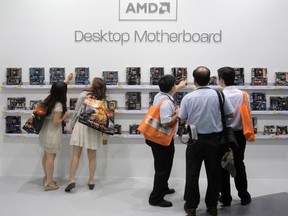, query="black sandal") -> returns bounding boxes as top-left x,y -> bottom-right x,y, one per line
88,183 -> 95,190
65,182 -> 76,192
